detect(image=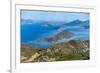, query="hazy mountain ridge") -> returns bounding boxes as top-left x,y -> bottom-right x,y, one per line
21,19 -> 89,27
